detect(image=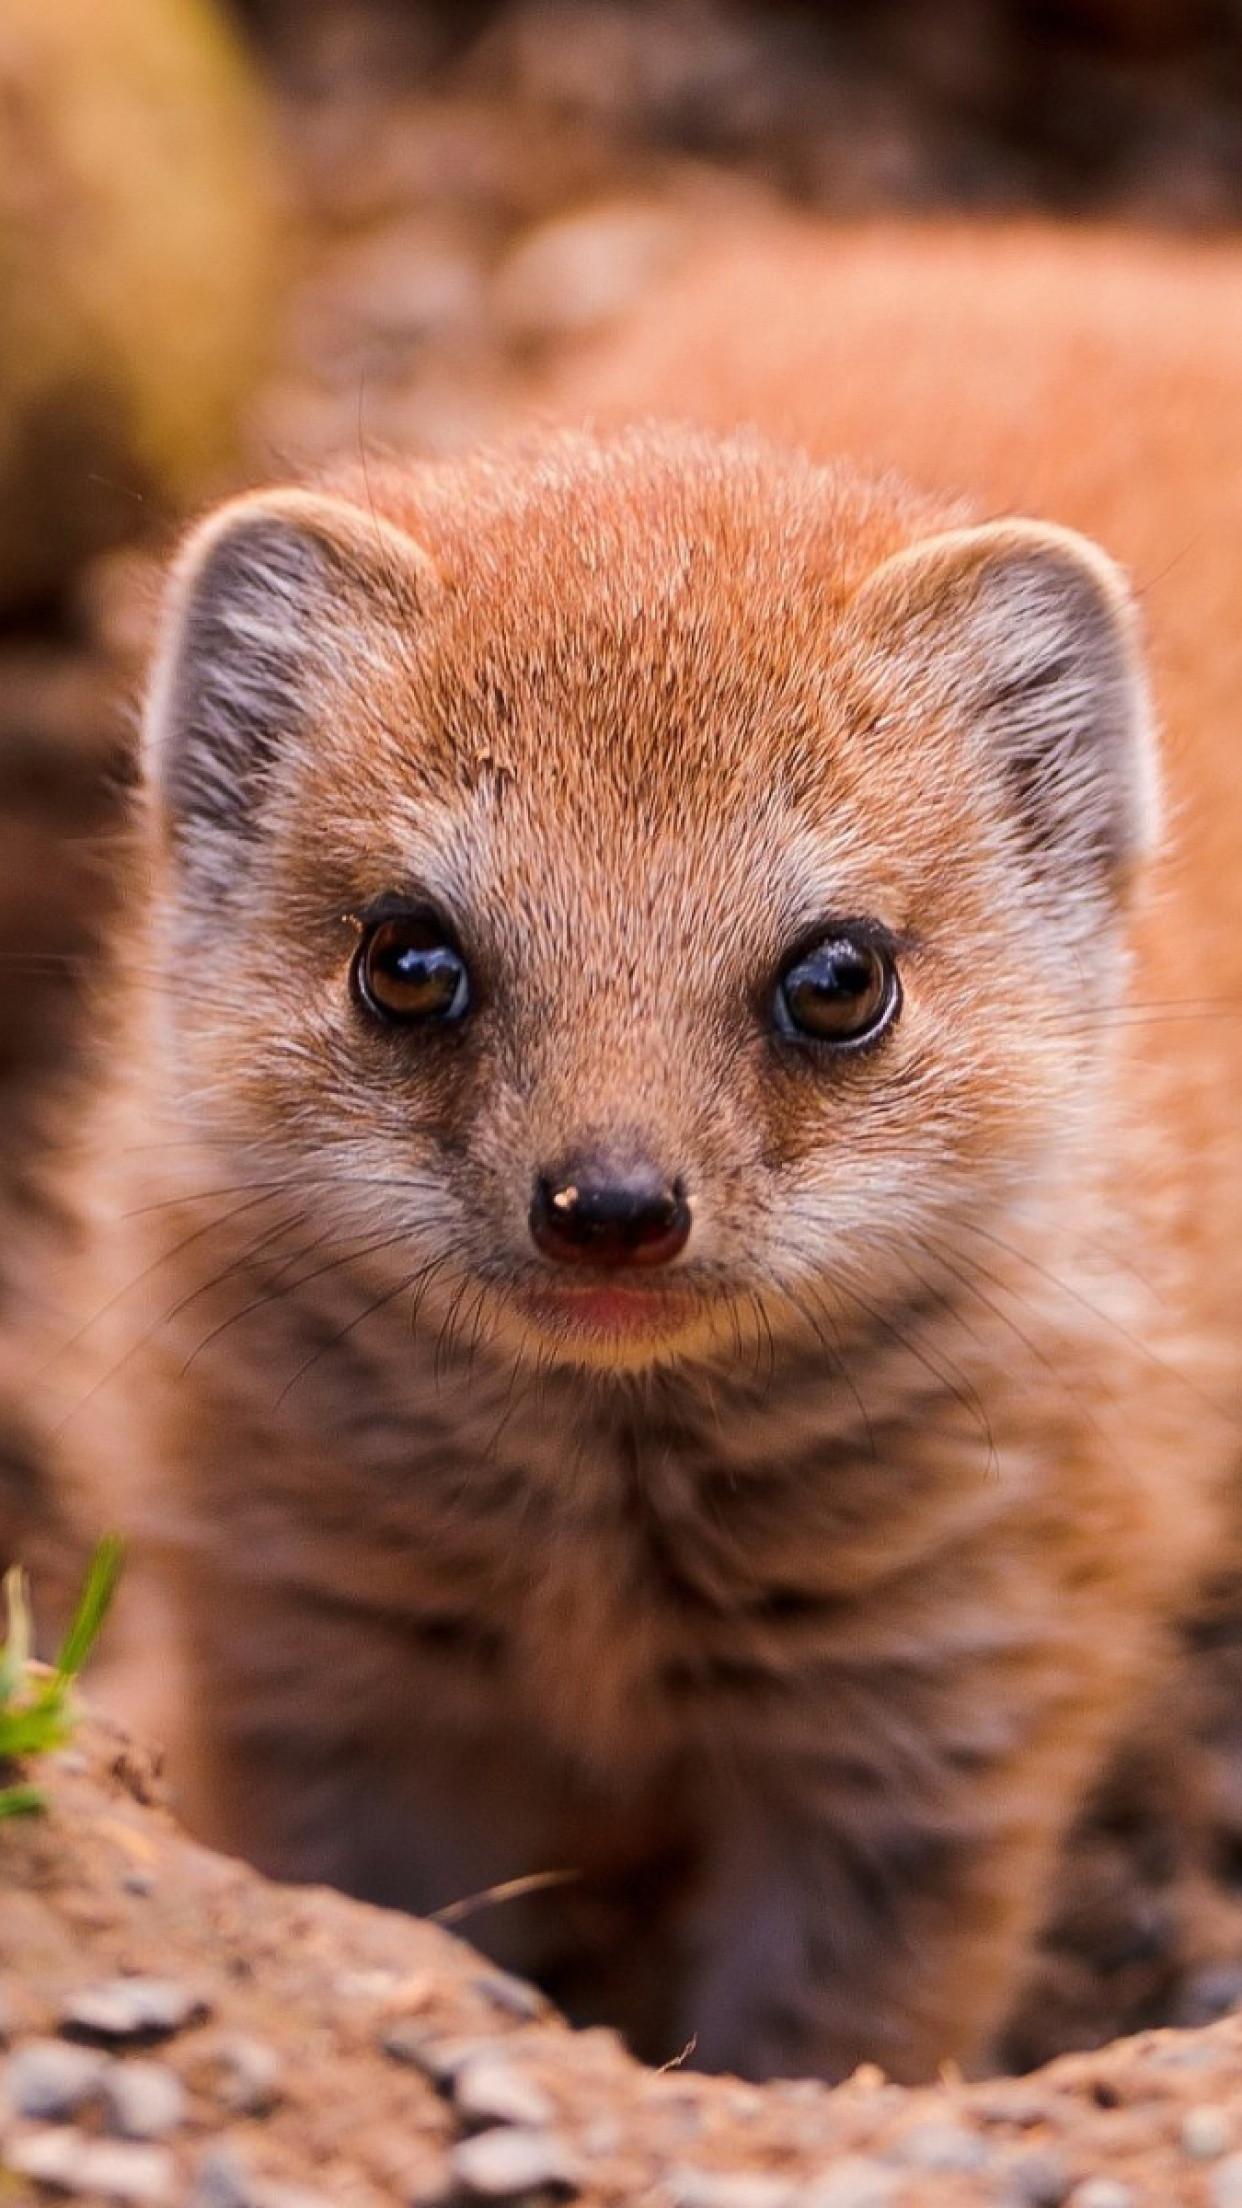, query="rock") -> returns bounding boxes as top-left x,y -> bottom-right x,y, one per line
100,2058 -> 187,2139
1184,2106 -> 1237,2160
976,2089 -> 1049,2129
889,2118 -> 990,2171
60,1975 -> 210,2042
193,2143 -> 262,2208
1066,2183 -> 1134,2208
669,2171 -> 794,2208
999,2148 -> 1073,2206
381,2022 -> 492,2084
800,2160 -> 900,2208
3,2124 -> 174,2202
201,2032 -> 285,2115
1,2035 -> 106,2119
478,1970 -> 553,2024
449,2126 -> 579,2199
454,2053 -> 557,2130
381,2015 -> 440,2068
